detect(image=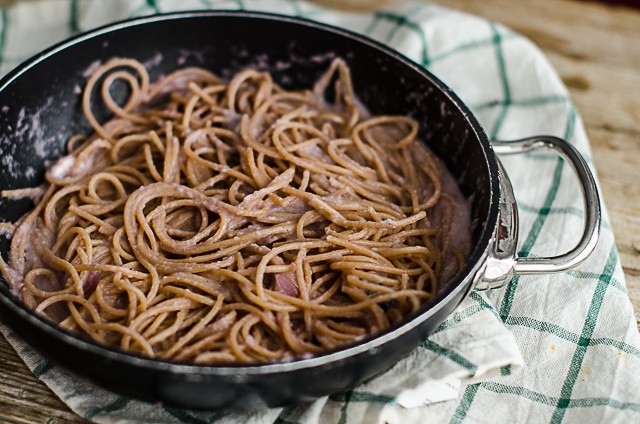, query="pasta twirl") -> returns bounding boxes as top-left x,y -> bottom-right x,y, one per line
0,58 -> 471,363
